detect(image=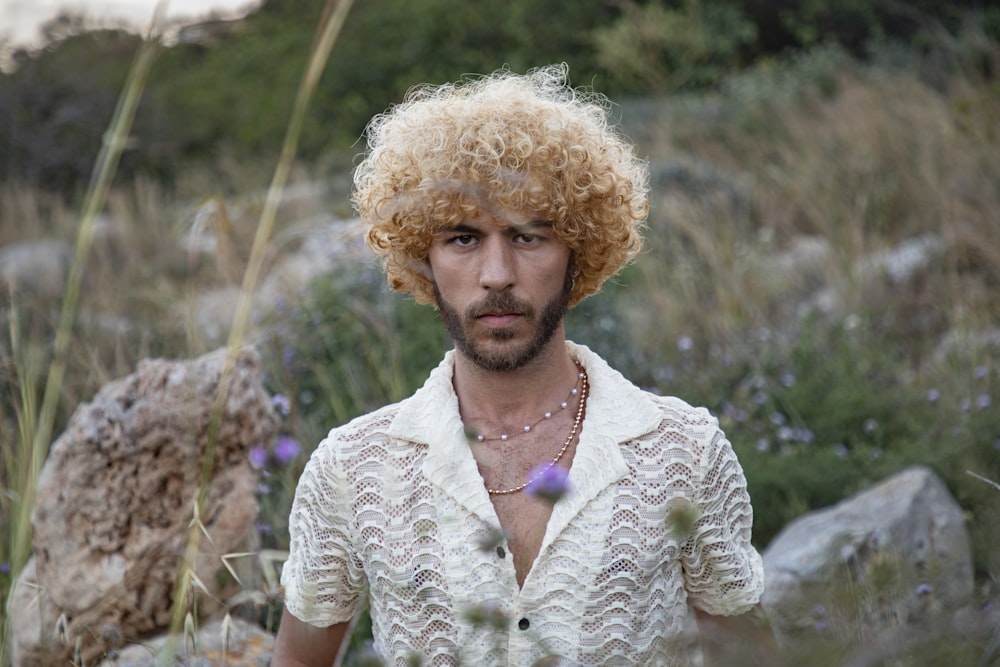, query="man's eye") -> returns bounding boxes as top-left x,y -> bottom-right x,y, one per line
450,234 -> 476,246
515,233 -> 539,244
